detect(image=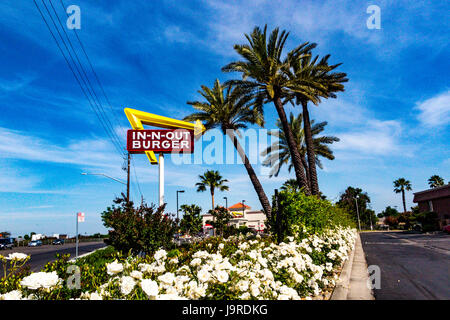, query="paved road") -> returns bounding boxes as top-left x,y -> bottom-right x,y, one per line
1,241 -> 106,271
360,231 -> 450,300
